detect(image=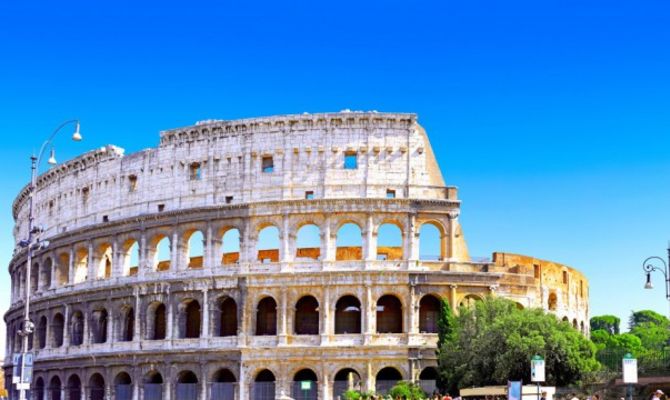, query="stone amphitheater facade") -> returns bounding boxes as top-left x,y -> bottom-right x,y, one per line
4,112 -> 589,400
